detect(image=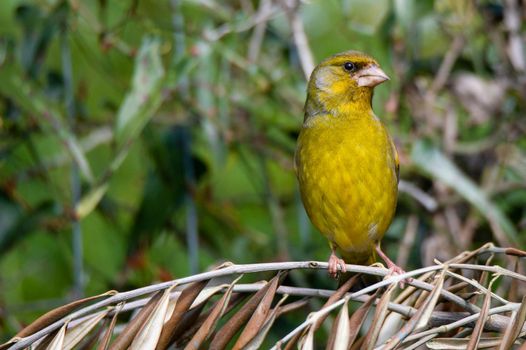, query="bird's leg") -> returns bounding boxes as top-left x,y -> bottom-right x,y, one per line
328,243 -> 346,279
375,242 -> 411,287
